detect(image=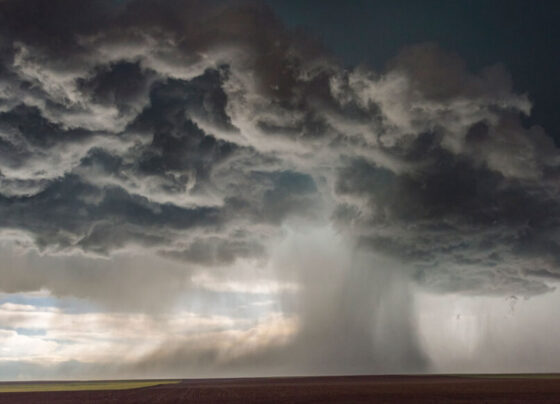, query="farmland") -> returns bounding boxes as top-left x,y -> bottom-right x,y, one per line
1,375 -> 560,403
0,380 -> 179,393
